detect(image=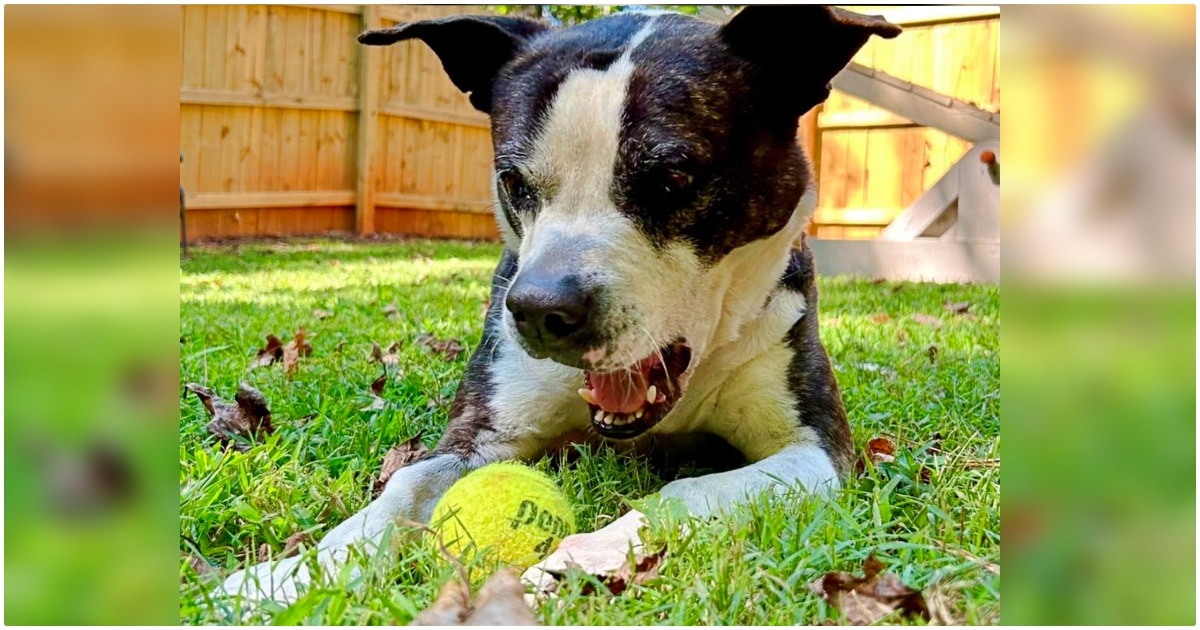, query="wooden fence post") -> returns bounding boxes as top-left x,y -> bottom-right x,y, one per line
355,4 -> 381,235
